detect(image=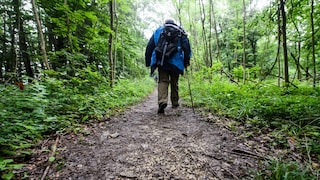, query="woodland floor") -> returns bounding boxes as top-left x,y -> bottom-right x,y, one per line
19,89 -> 276,180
